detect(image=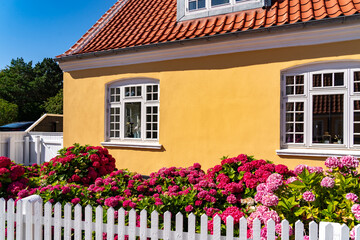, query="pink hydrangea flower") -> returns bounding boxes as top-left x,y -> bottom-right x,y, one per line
341,156 -> 359,169
320,177 -> 335,188
261,193 -> 279,207
346,193 -> 358,202
285,177 -> 298,184
325,157 -> 342,169
351,204 -> 360,220
303,191 -> 315,202
266,173 -> 283,191
294,165 -> 307,174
